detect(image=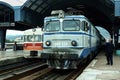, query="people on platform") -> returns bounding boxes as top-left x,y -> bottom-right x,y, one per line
104,39 -> 114,65
13,41 -> 17,51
